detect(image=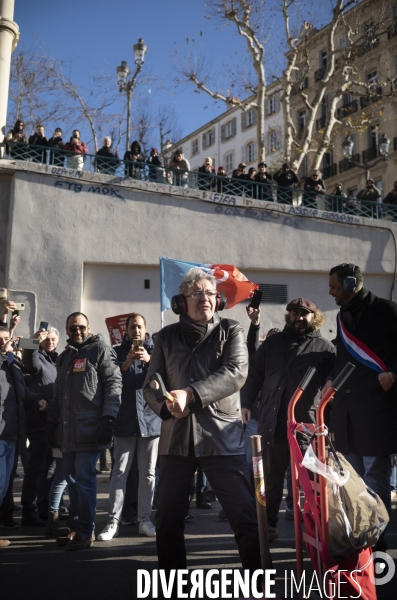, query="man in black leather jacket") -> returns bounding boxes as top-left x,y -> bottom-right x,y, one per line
143,268 -> 261,588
